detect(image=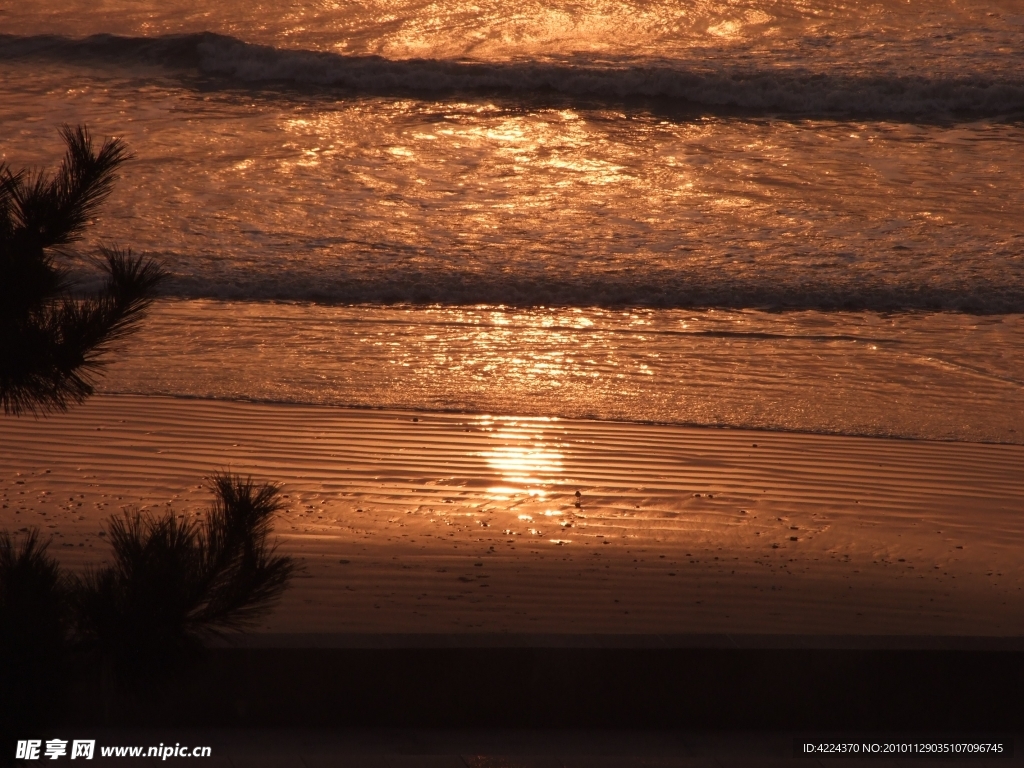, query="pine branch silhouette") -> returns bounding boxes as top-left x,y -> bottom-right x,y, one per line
0,529 -> 75,731
0,124 -> 165,416
74,473 -> 296,685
